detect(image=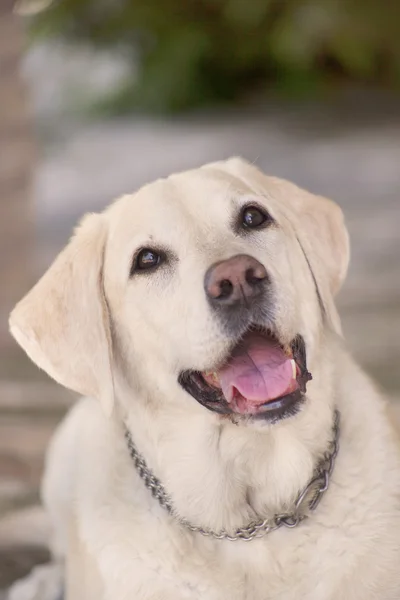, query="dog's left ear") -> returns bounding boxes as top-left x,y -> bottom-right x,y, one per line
211,157 -> 350,332
9,213 -> 115,416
